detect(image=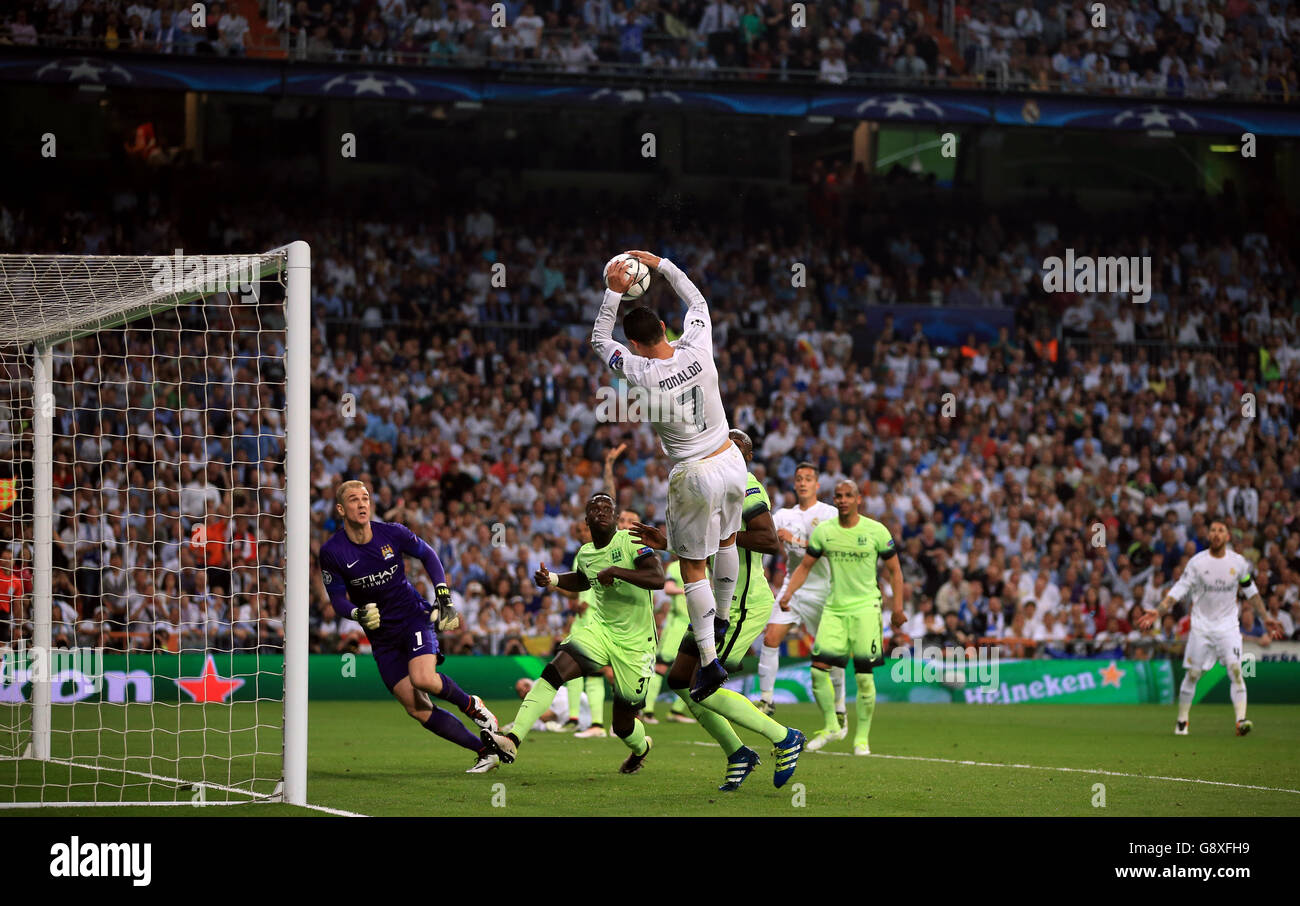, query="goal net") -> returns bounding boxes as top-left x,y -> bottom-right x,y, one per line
0,243 -> 309,807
